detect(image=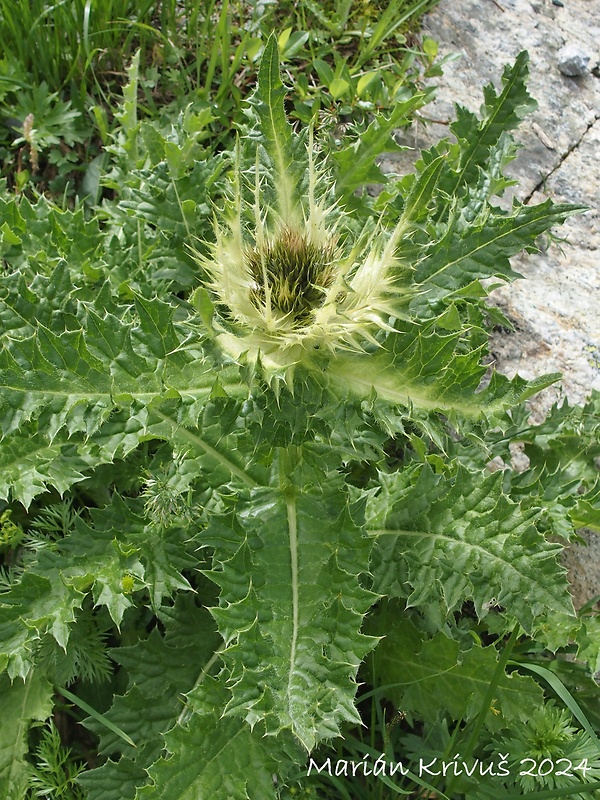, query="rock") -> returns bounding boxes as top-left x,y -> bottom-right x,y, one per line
557,43 -> 591,75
